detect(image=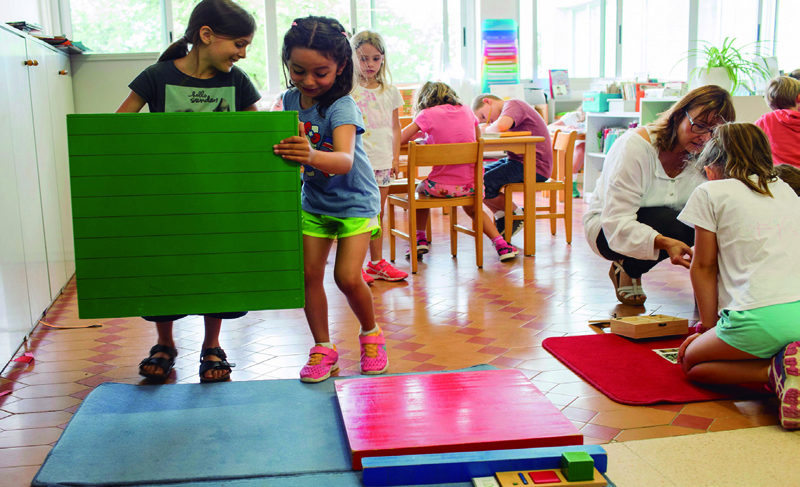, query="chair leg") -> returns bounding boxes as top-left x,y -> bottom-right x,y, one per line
504,189 -> 514,242
426,215 -> 432,243
388,202 -> 396,262
410,207 -> 418,274
565,186 -> 573,244
450,207 -> 458,256
475,205 -> 483,269
549,189 -> 557,235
